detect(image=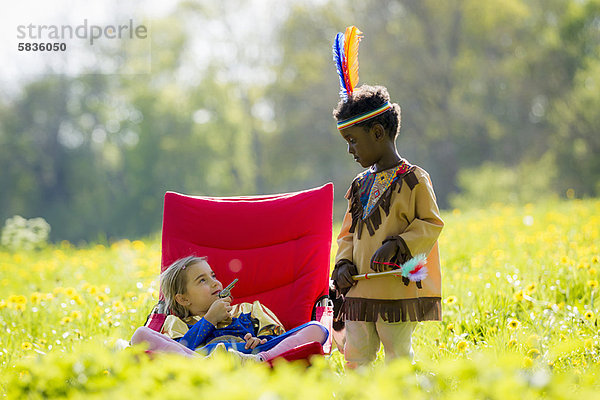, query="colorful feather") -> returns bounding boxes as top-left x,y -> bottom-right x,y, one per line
401,254 -> 428,282
332,26 -> 363,100
332,32 -> 347,99
343,26 -> 362,95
